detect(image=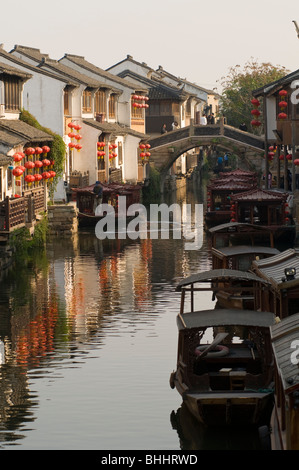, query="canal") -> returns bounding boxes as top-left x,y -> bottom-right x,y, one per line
0,185 -> 265,450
